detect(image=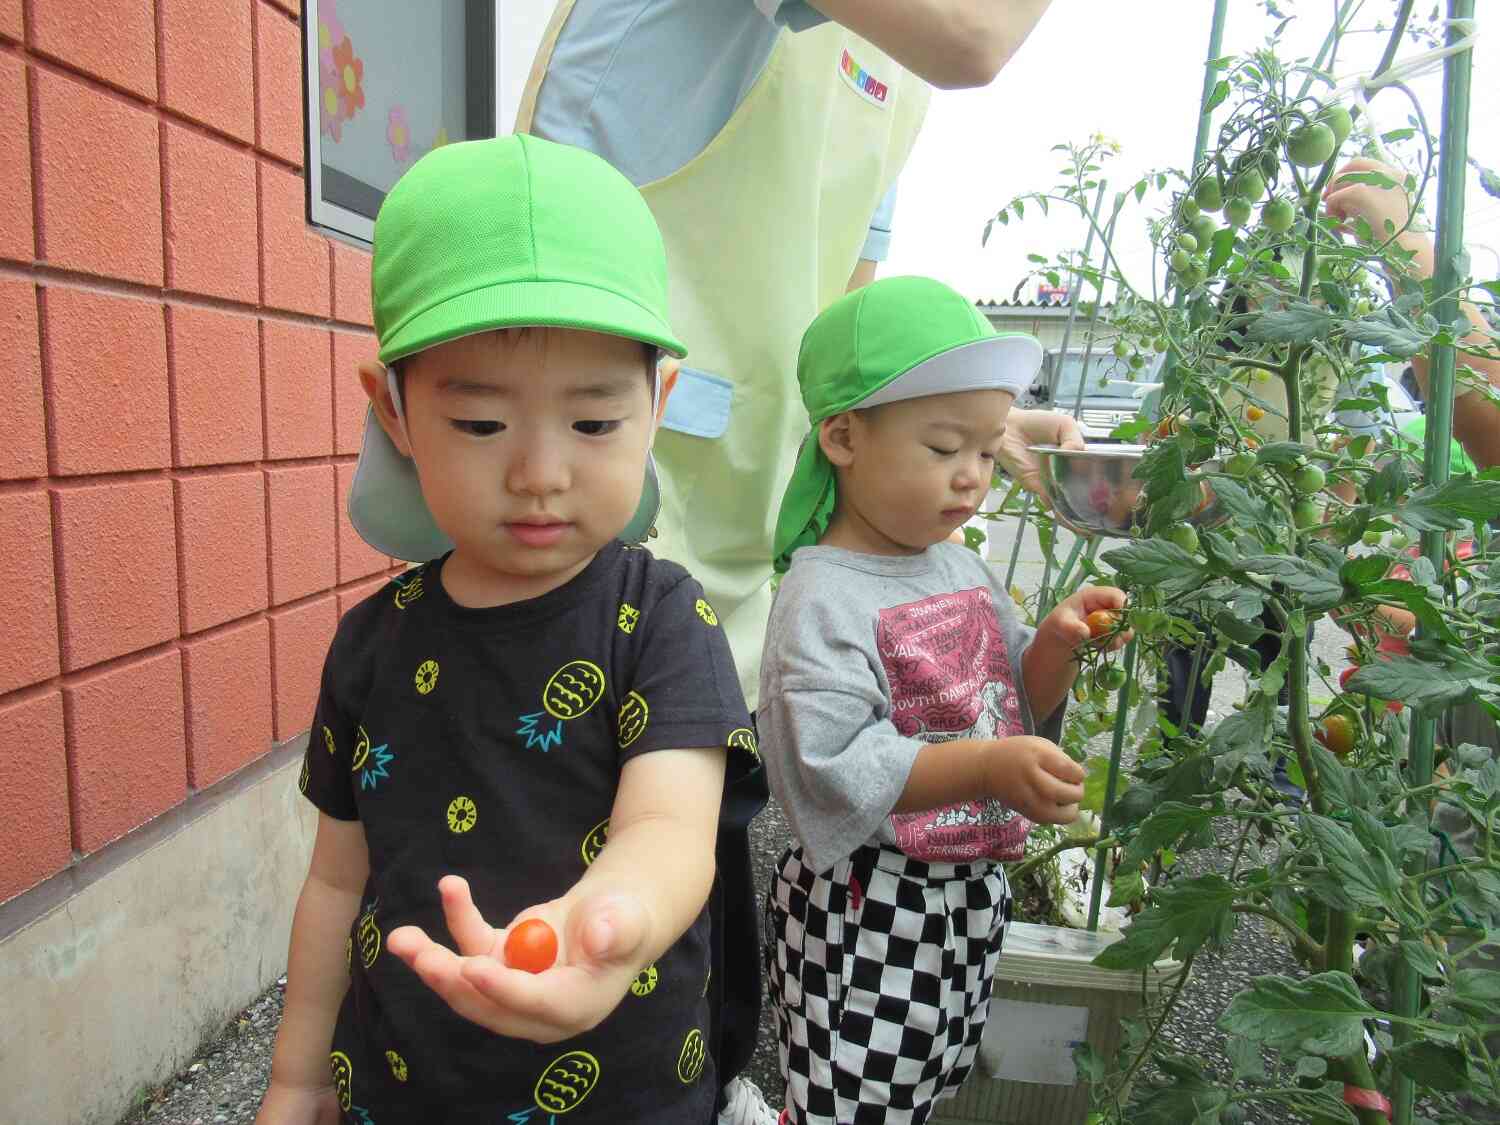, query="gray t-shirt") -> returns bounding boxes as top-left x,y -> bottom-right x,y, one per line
759,543 -> 1062,874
